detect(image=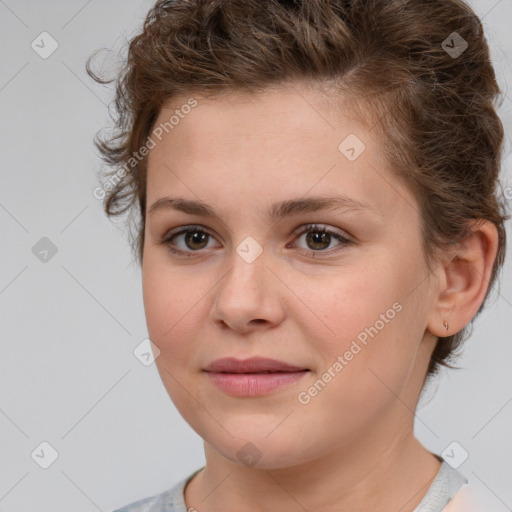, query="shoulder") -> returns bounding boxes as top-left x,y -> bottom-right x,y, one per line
111,487 -> 177,512
443,483 -> 502,512
110,472 -> 194,512
111,493 -> 161,512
